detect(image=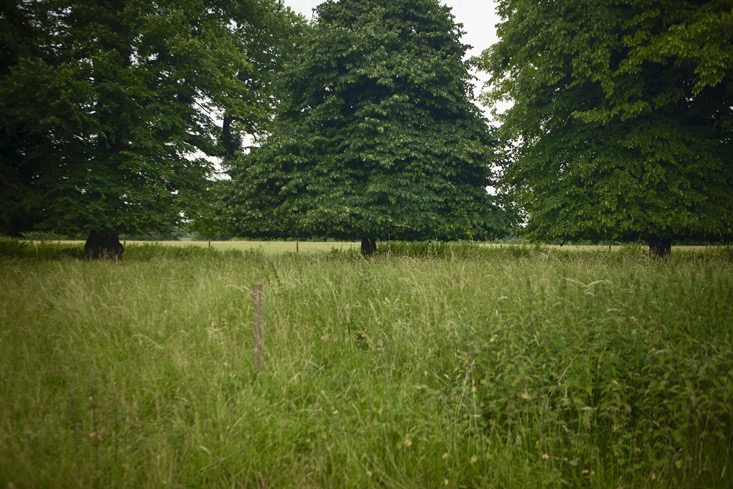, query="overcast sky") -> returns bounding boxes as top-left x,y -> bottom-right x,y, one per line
282,0 -> 501,60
